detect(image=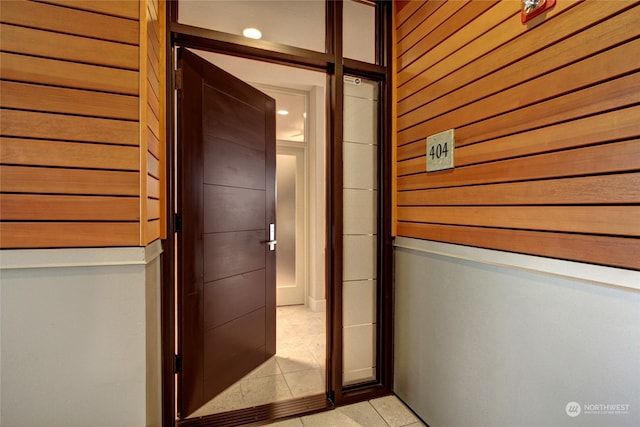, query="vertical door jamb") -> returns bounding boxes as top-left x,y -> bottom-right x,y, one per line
325,0 -> 344,406
161,2 -> 178,426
